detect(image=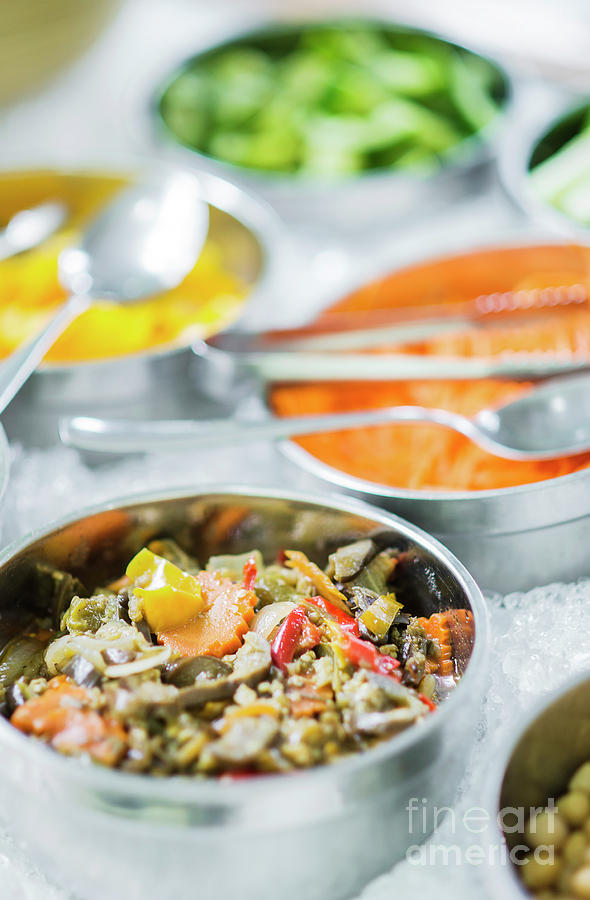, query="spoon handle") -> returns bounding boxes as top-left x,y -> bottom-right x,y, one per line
0,294 -> 90,413
59,406 -> 480,455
